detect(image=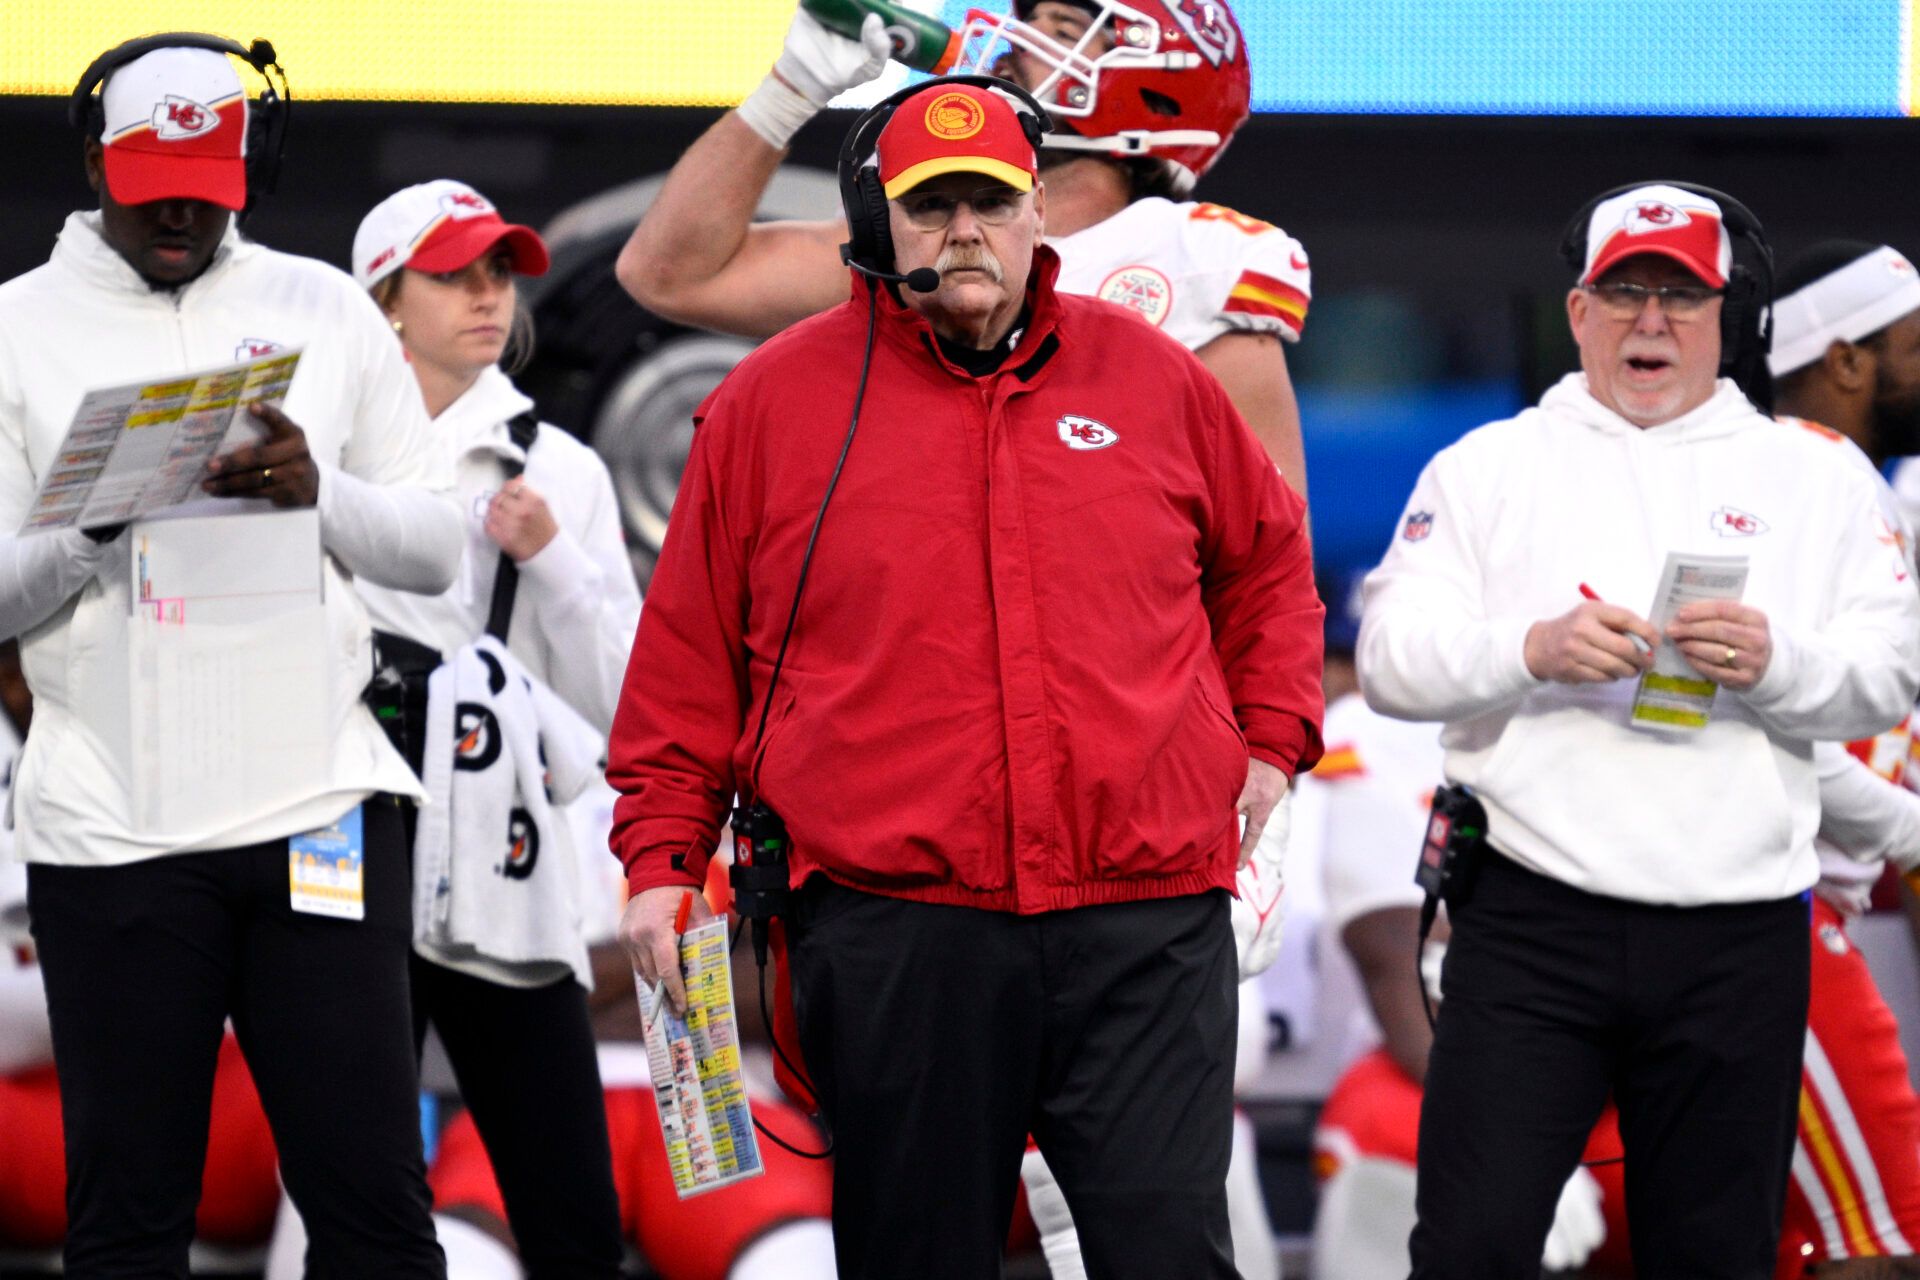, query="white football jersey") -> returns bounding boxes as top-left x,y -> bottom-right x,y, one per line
1050,196 -> 1312,353
1309,693 -> 1445,939
1287,691 -> 1445,1069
